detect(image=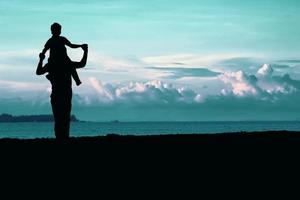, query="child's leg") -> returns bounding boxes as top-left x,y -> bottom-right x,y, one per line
72,69 -> 82,86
